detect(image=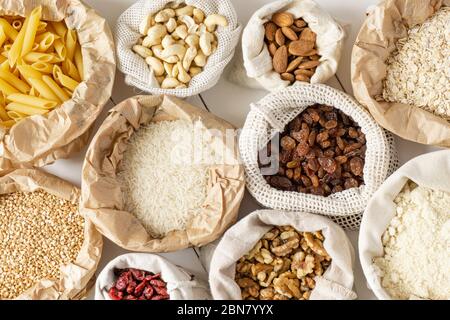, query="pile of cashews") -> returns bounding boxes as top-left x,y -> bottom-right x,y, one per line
132,2 -> 228,89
